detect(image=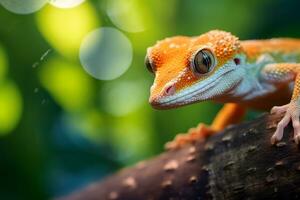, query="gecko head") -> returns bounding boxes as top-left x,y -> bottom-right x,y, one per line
146,30 -> 246,109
